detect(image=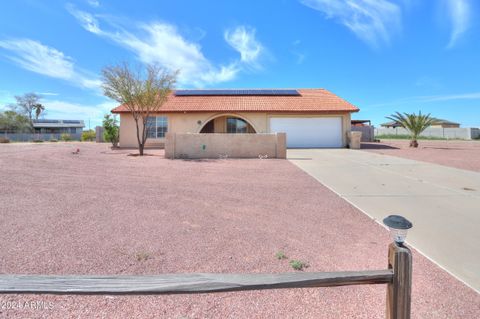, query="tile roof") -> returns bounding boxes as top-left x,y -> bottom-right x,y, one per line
111,88 -> 359,113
